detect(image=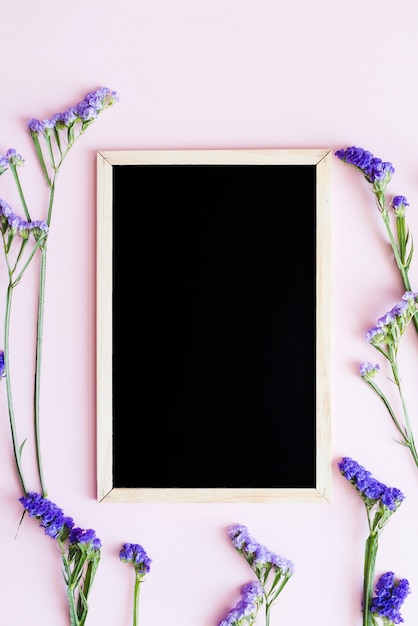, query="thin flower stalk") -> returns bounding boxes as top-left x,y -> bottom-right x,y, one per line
119,543 -> 152,626
226,523 -> 294,626
0,195 -> 49,494
338,457 -> 406,626
335,146 -> 418,333
0,87 -> 119,497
